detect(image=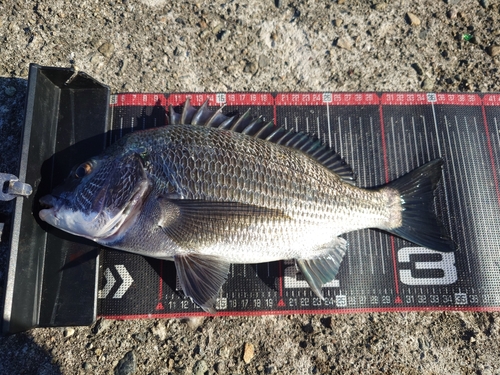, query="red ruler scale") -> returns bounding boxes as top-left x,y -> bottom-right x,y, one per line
99,92 -> 500,319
